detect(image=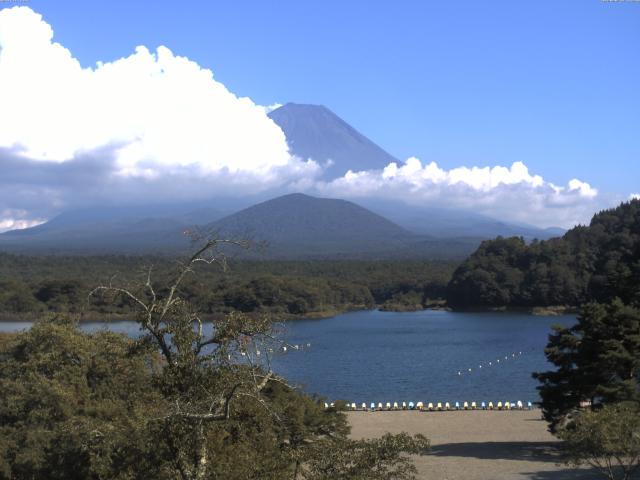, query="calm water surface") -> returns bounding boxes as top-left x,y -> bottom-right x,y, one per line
271,310 -> 574,404
1,310 -> 574,404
